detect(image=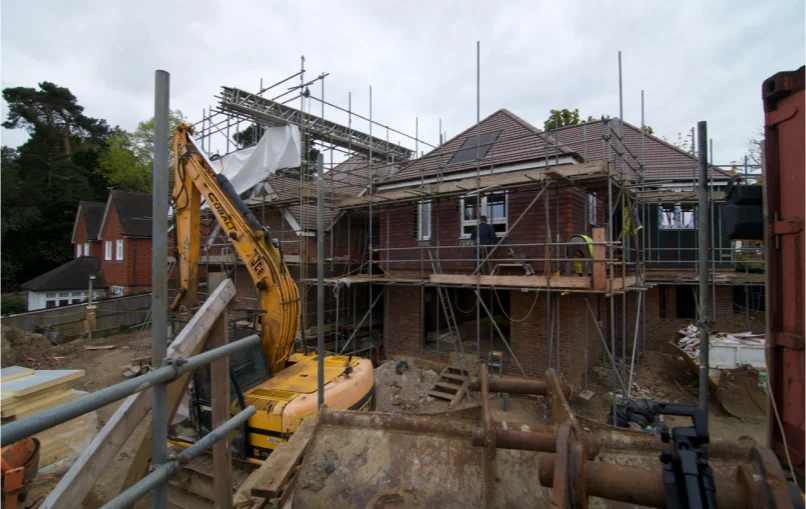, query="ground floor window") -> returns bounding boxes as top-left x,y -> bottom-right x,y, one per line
44,290 -> 92,308
110,286 -> 125,298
